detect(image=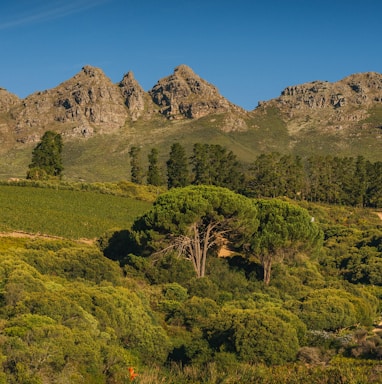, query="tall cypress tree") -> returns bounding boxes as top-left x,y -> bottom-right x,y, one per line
129,146 -> 143,184
352,155 -> 367,207
191,143 -> 244,191
166,143 -> 189,189
147,148 -> 163,186
366,161 -> 382,207
27,131 -> 63,179
191,143 -> 211,185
